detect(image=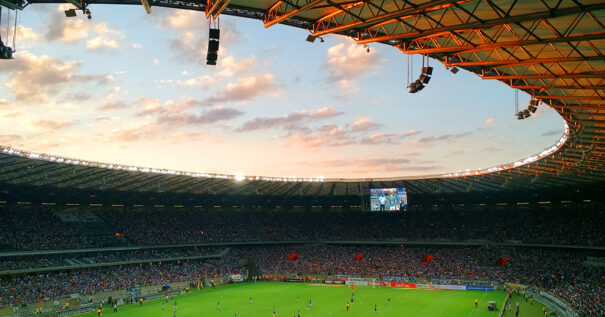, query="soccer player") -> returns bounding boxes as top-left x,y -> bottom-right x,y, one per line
113,303 -> 117,312
297,310 -> 301,317
217,302 -> 220,310
374,304 -> 377,312
297,296 -> 299,304
379,195 -> 386,211
388,298 -> 391,305
474,298 -> 478,308
346,303 -> 349,311
273,306 -> 276,317
139,298 -> 143,307
162,302 -> 165,310
173,300 -> 177,310
250,297 -> 253,304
